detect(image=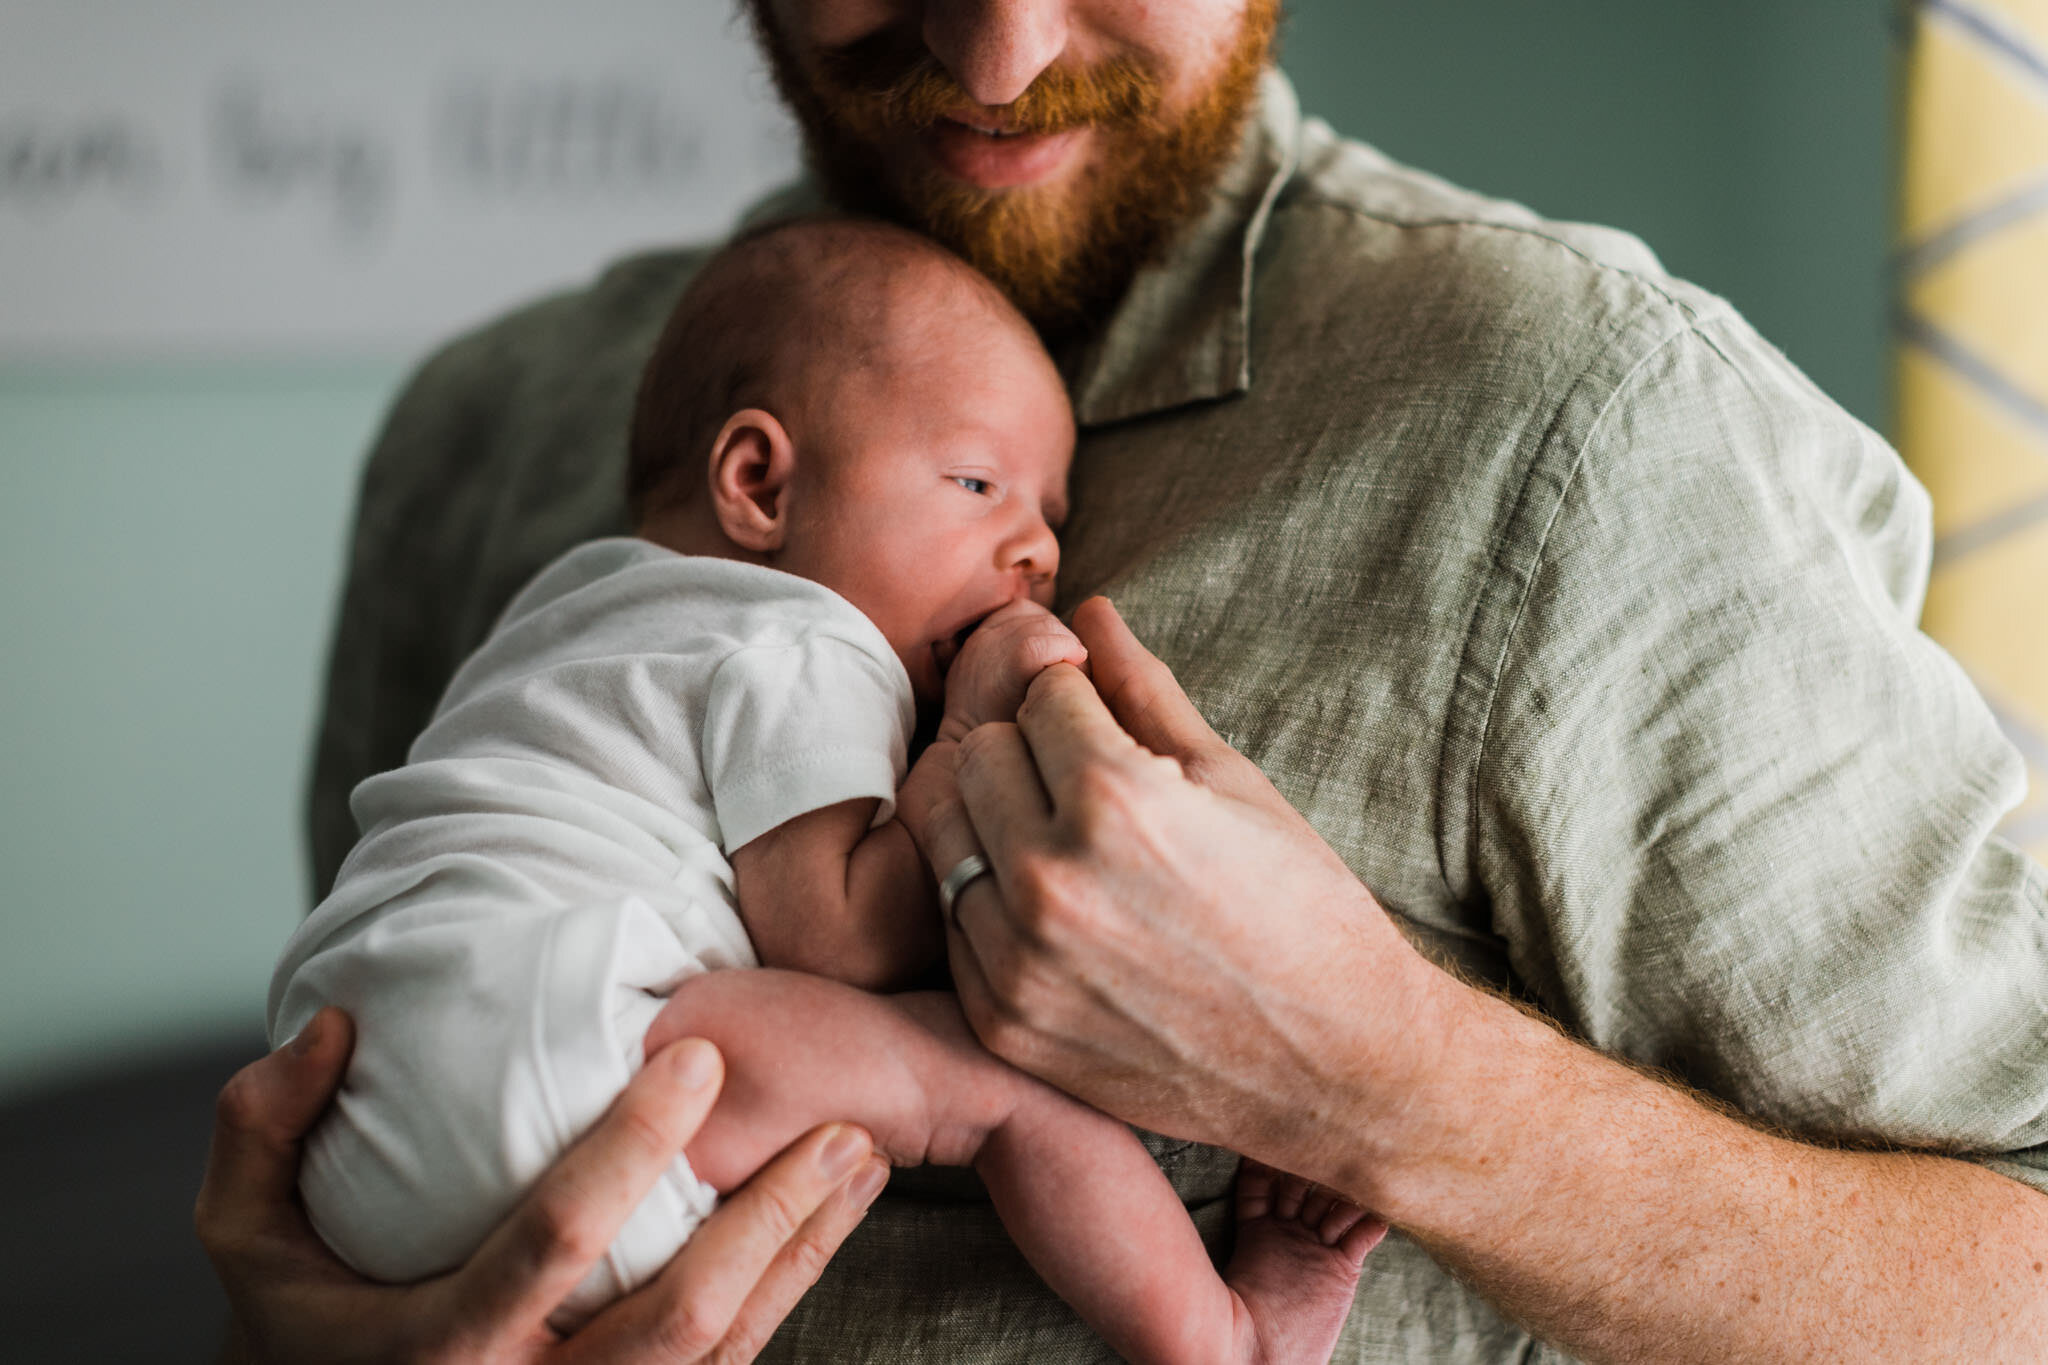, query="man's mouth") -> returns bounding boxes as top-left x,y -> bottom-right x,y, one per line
923,119 -> 1086,189
948,114 -> 1032,138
